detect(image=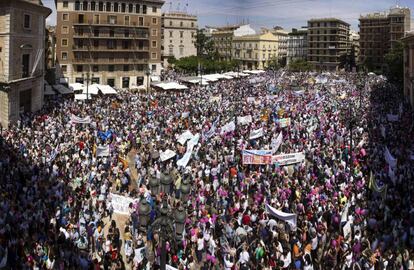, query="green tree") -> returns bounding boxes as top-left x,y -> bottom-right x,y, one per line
339,45 -> 357,71
288,59 -> 313,72
384,41 -> 405,85
267,56 -> 280,71
194,29 -> 215,59
167,55 -> 177,65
